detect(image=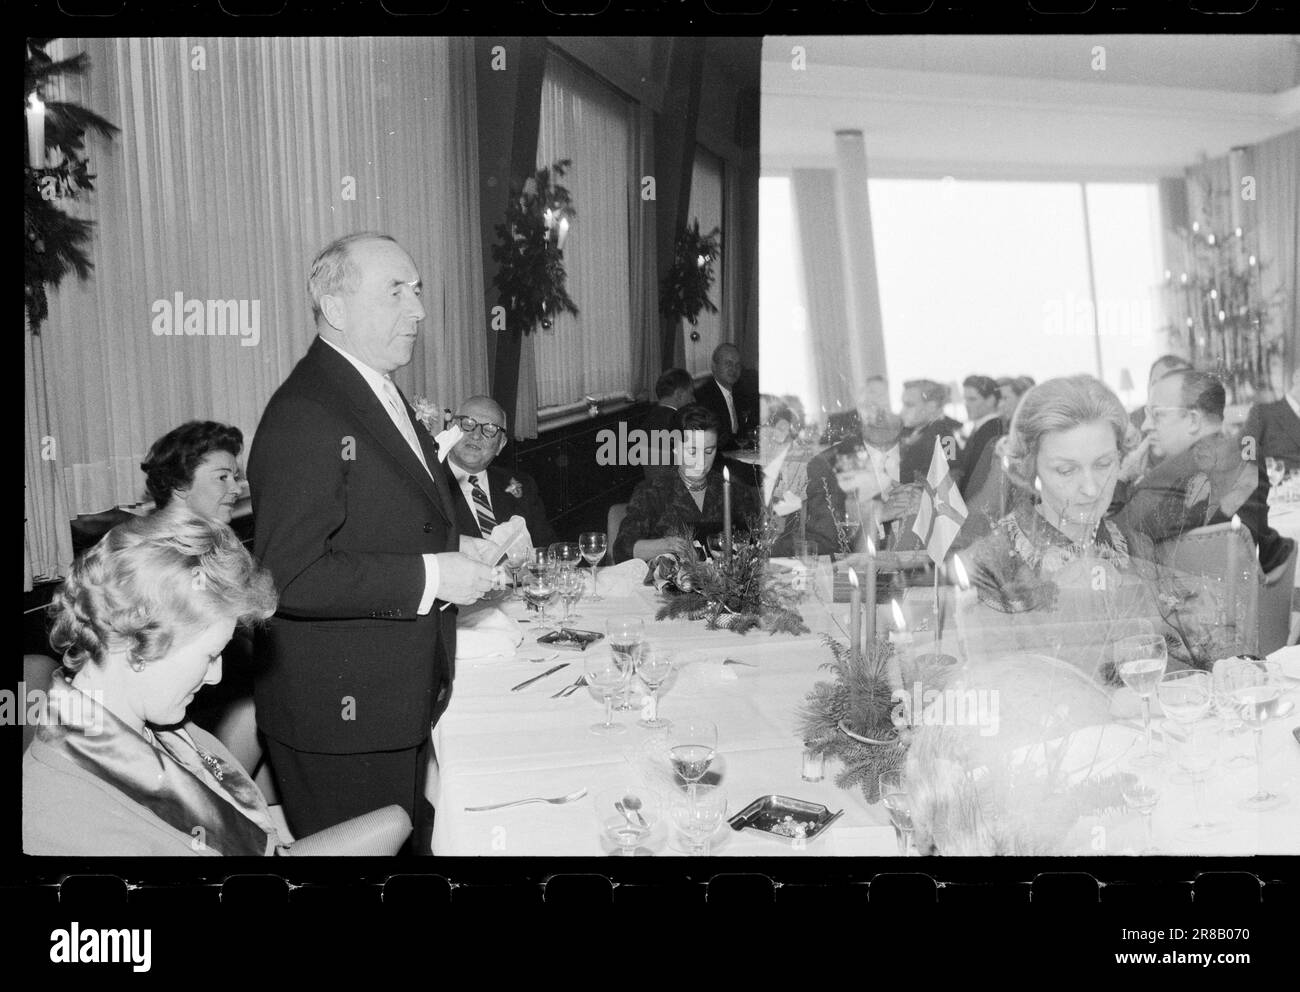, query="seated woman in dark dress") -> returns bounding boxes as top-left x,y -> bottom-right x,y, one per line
613,404 -> 761,563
